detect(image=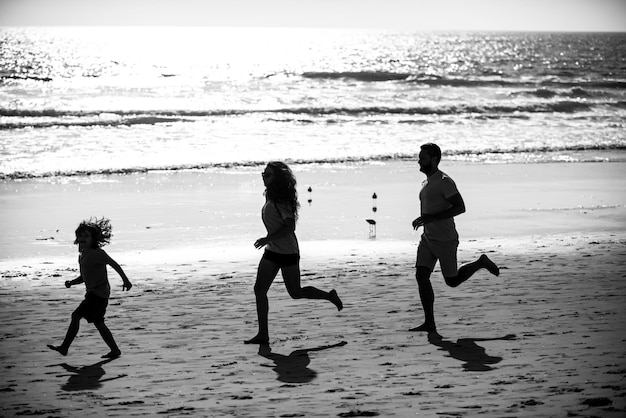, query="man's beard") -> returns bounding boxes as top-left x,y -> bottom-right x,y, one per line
420,162 -> 432,173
